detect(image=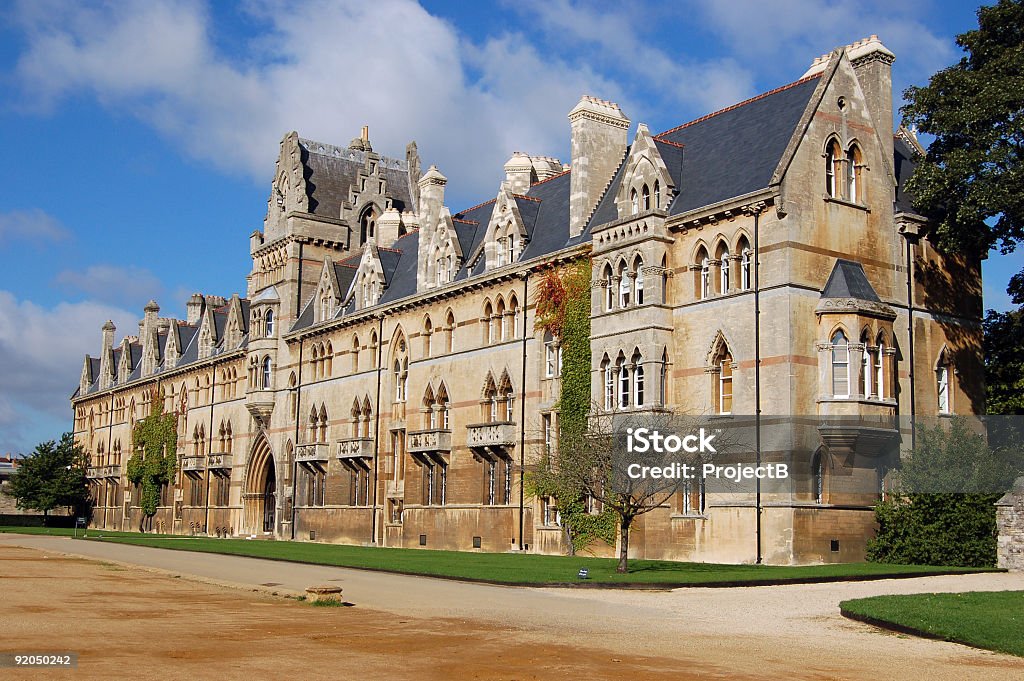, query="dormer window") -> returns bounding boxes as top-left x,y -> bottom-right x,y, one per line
654,180 -> 661,209
846,144 -> 862,202
641,184 -> 650,211
264,309 -> 274,336
825,139 -> 841,197
630,188 -> 639,215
